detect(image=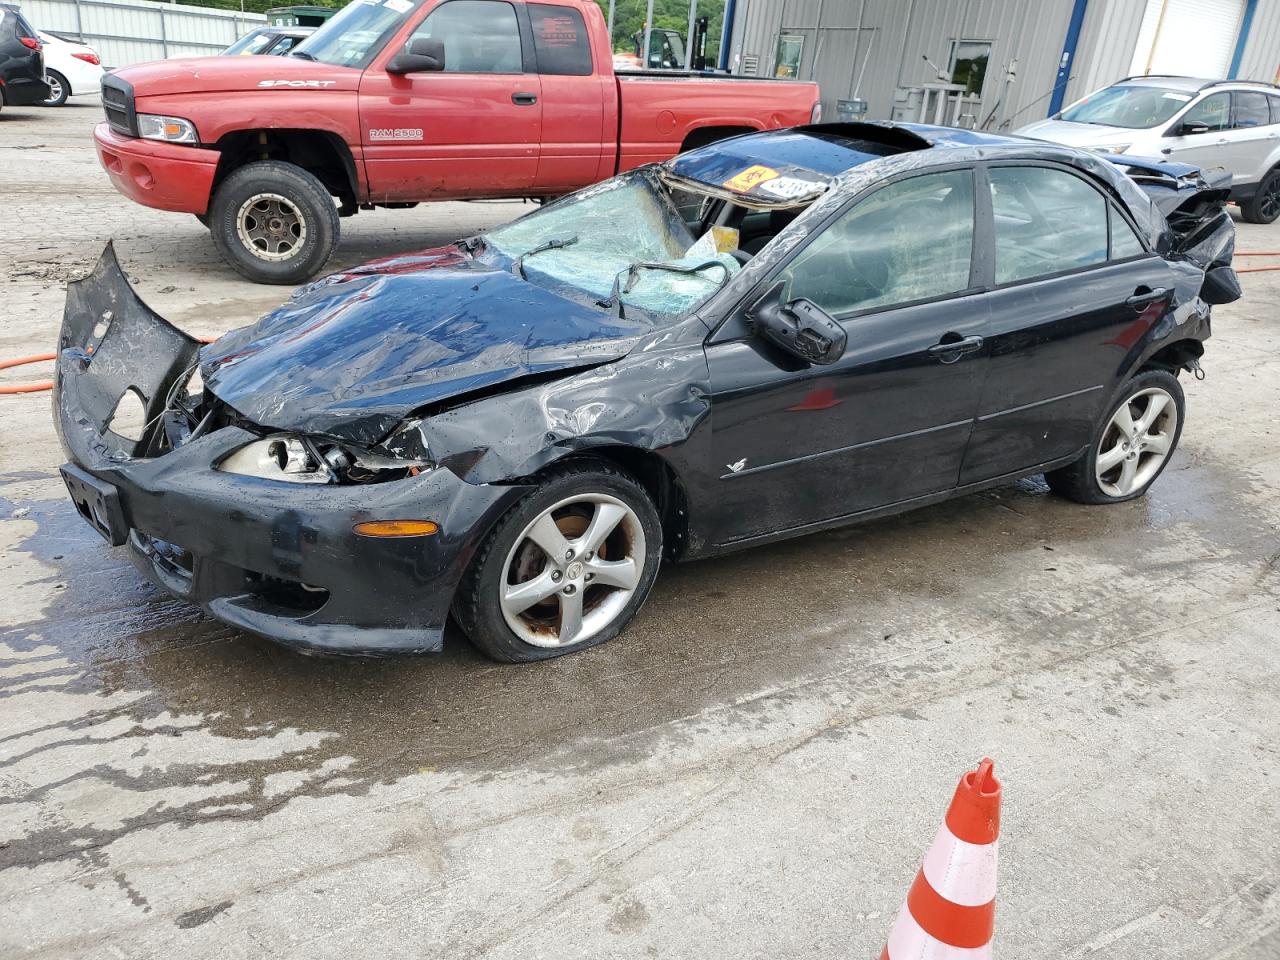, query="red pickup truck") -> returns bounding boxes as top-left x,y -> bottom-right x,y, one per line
94,0 -> 820,283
